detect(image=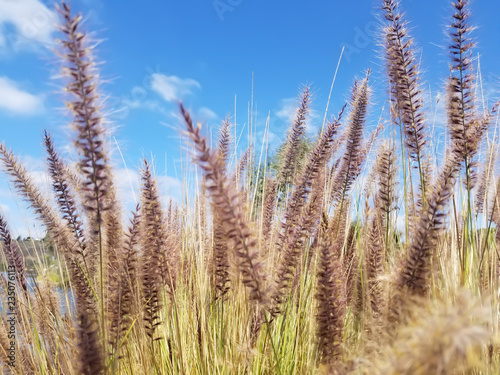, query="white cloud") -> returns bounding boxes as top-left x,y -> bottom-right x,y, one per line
112,167 -> 184,214
0,0 -> 56,51
28,170 -> 52,196
198,106 -> 217,121
119,96 -> 169,116
0,76 -> 44,115
0,157 -> 185,238
275,97 -> 320,135
276,98 -> 296,124
158,175 -> 183,202
113,168 -> 139,208
0,155 -> 50,239
151,73 -> 200,102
